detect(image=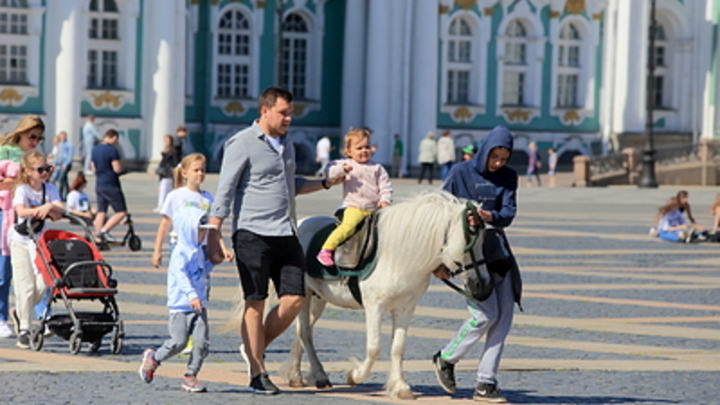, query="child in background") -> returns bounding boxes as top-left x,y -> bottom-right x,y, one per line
139,207 -> 216,392
462,145 -> 477,162
547,148 -> 558,187
10,151 -> 64,348
155,135 -> 181,212
317,128 -> 392,266
65,171 -> 95,224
